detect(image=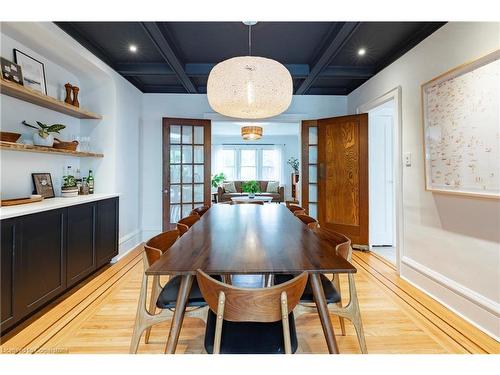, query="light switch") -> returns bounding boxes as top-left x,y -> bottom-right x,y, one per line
404,152 -> 412,167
